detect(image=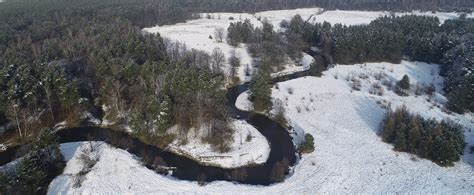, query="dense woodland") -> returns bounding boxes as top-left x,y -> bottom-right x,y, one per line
285,14 -> 474,113
381,106 -> 465,166
0,0 -> 238,151
236,13 -> 473,114
0,129 -> 65,194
